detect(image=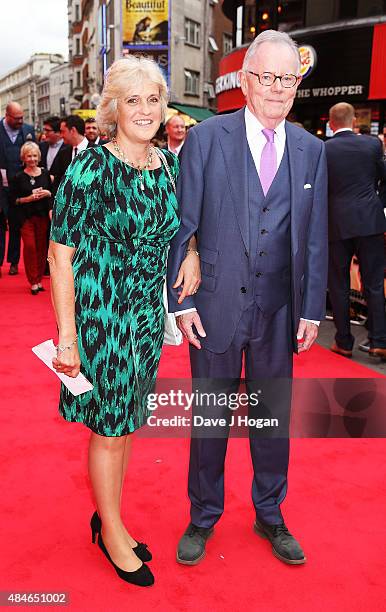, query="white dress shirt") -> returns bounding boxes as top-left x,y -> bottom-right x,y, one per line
175,107 -> 319,327
333,128 -> 352,135
72,137 -> 89,159
168,142 -> 184,155
46,139 -> 63,171
244,105 -> 286,178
